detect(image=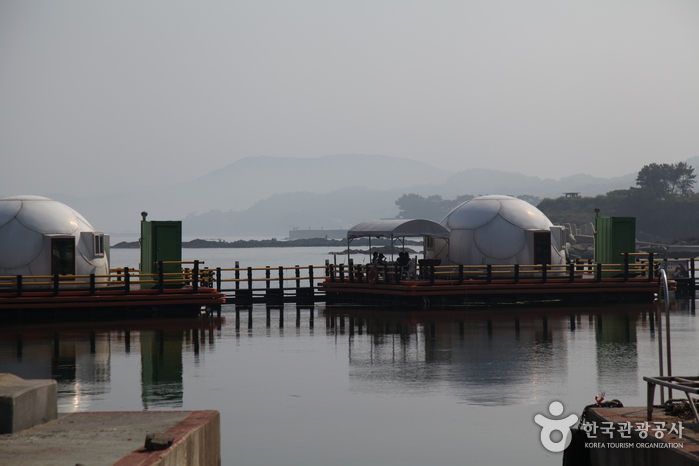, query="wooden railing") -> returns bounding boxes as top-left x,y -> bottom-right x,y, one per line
326,252 -> 663,286
0,252 -> 692,303
0,273 -> 117,296
0,260 -> 331,305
